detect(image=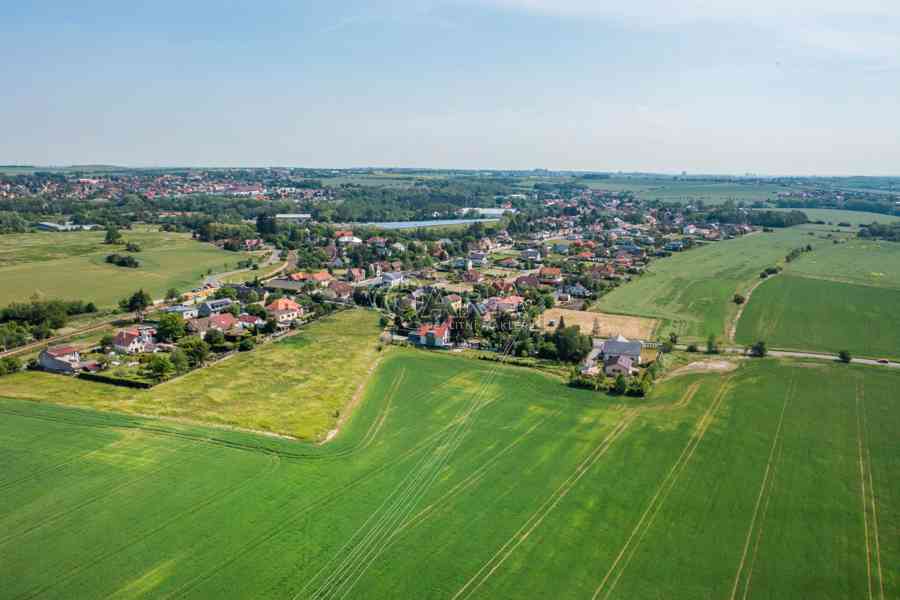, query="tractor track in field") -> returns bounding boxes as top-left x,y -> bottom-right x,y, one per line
15,450 -> 281,600
390,413 -> 555,542
731,378 -> 793,600
592,378 -> 732,600
0,441 -> 200,547
856,383 -> 885,600
0,429 -> 146,493
452,411 -> 638,600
